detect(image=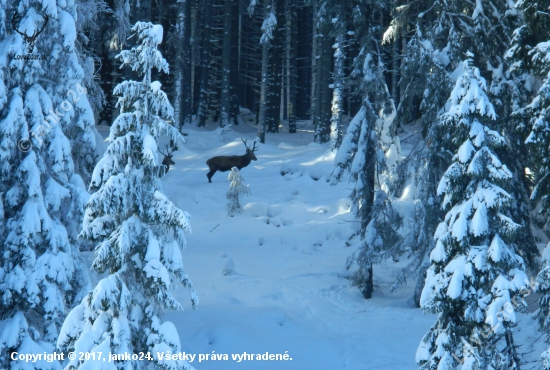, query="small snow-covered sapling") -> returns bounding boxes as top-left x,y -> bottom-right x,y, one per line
227,167 -> 251,216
